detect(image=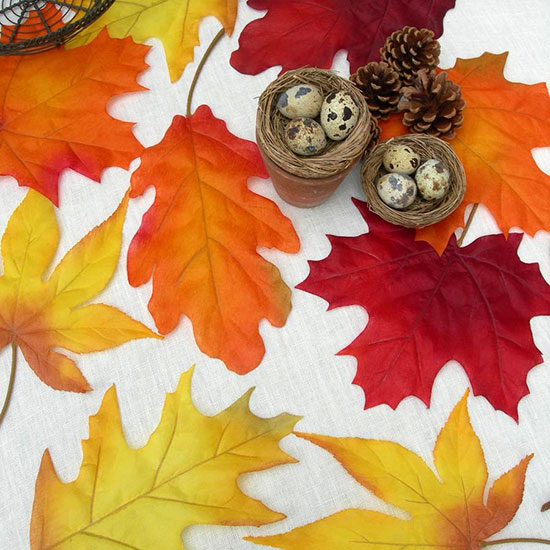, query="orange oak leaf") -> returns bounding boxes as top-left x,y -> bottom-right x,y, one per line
0,190 -> 159,393
0,30 -> 148,205
128,105 -> 300,373
379,53 -> 550,254
249,392 -> 532,549
31,368 -> 299,549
